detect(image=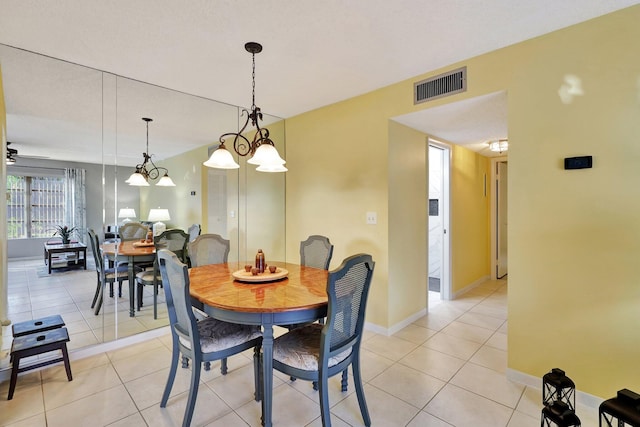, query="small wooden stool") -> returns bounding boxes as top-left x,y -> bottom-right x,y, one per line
8,327 -> 72,400
12,314 -> 65,337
